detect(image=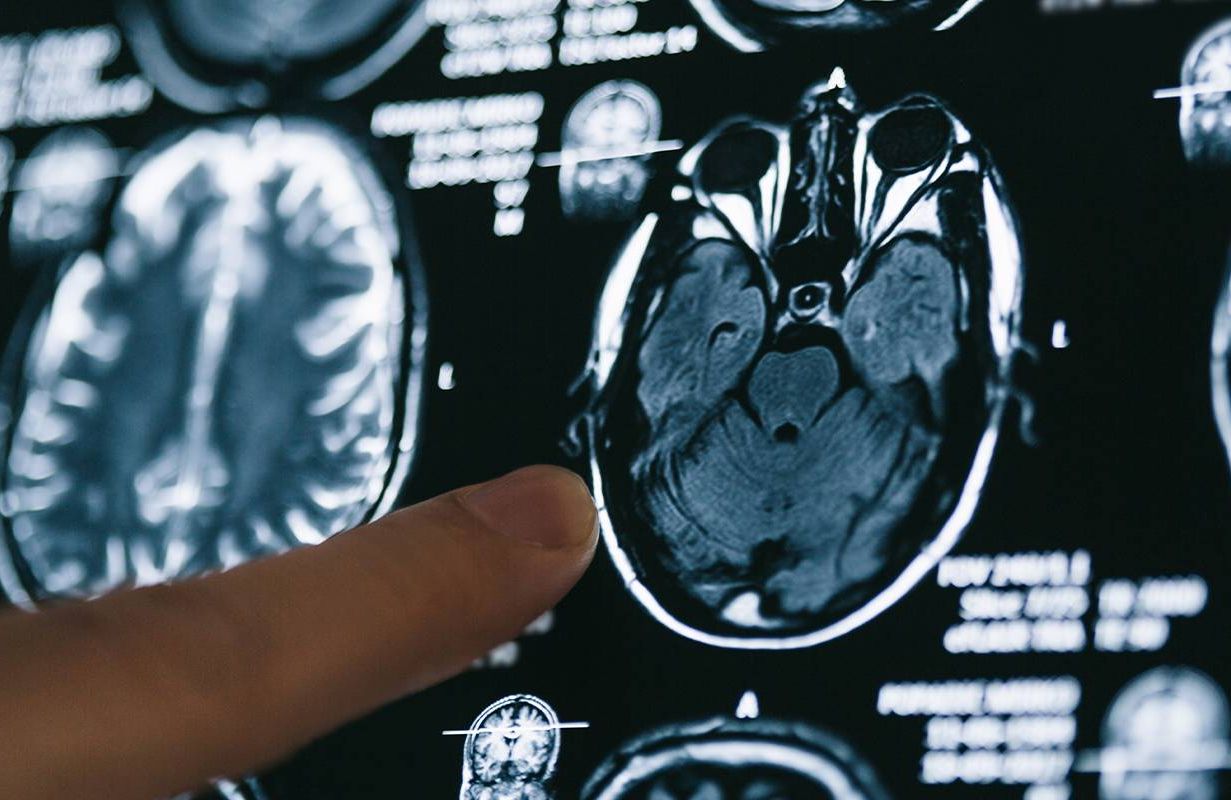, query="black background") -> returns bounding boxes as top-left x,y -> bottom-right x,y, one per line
3,1 -> 1231,797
